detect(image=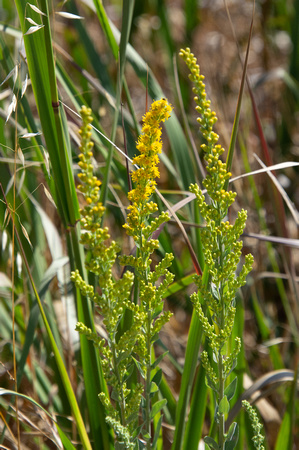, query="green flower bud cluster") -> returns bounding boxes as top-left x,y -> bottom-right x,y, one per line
242,401 -> 265,450
180,49 -> 254,449
71,106 -> 146,448
104,415 -> 134,449
179,48 -> 218,147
